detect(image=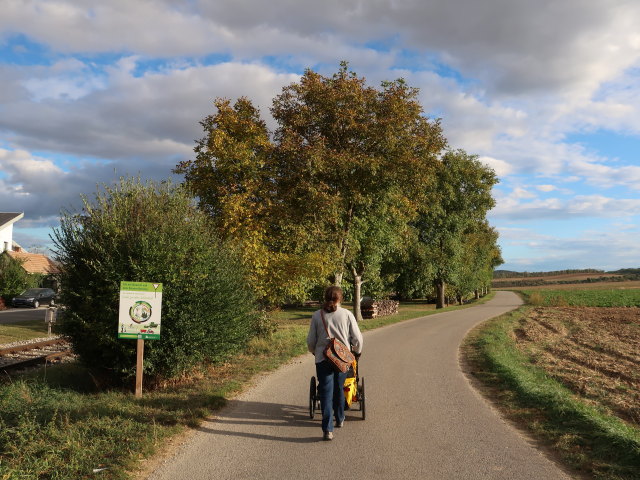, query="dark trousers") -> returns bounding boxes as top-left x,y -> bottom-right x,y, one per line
315,360 -> 347,432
